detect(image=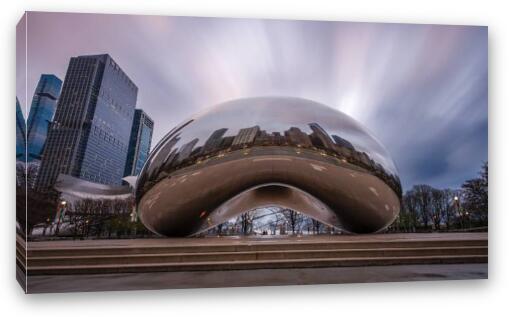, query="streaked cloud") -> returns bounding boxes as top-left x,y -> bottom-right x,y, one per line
17,12 -> 488,190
